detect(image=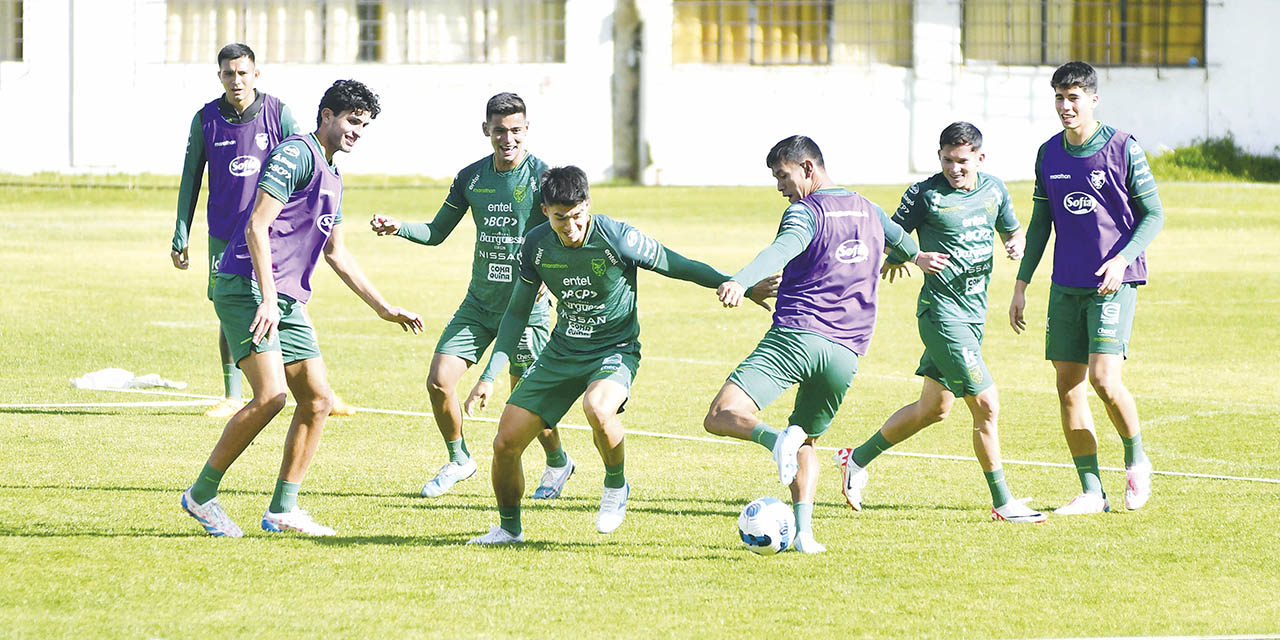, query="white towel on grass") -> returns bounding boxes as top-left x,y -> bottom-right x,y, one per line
70,368 -> 188,390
